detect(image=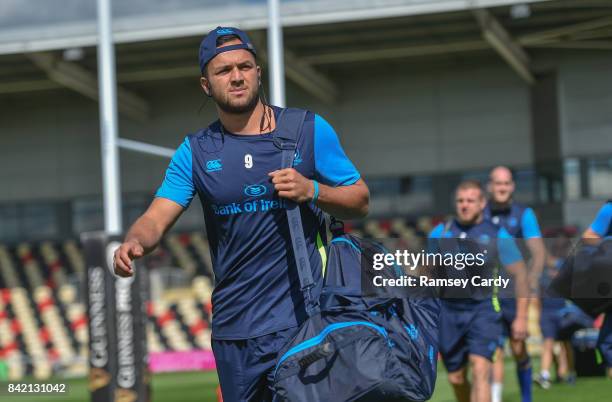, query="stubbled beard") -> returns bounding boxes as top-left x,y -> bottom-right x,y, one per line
214,86 -> 260,114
